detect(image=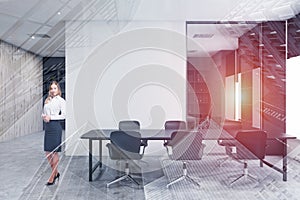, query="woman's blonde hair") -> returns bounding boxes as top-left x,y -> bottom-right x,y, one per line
45,81 -> 62,104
